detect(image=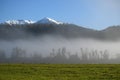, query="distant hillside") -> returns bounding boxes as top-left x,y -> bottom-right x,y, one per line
0,18 -> 120,41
